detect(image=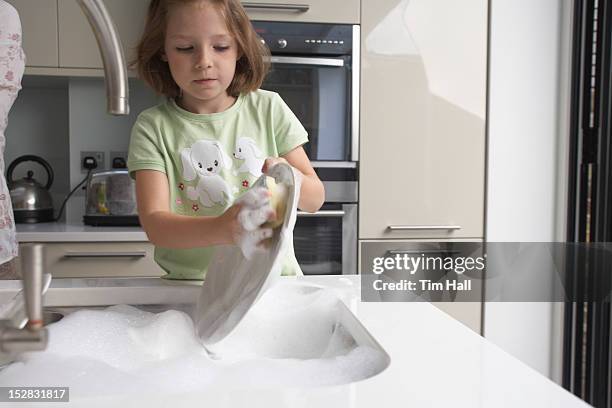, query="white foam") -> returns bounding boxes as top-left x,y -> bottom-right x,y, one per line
208,286 -> 355,360
0,285 -> 387,398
